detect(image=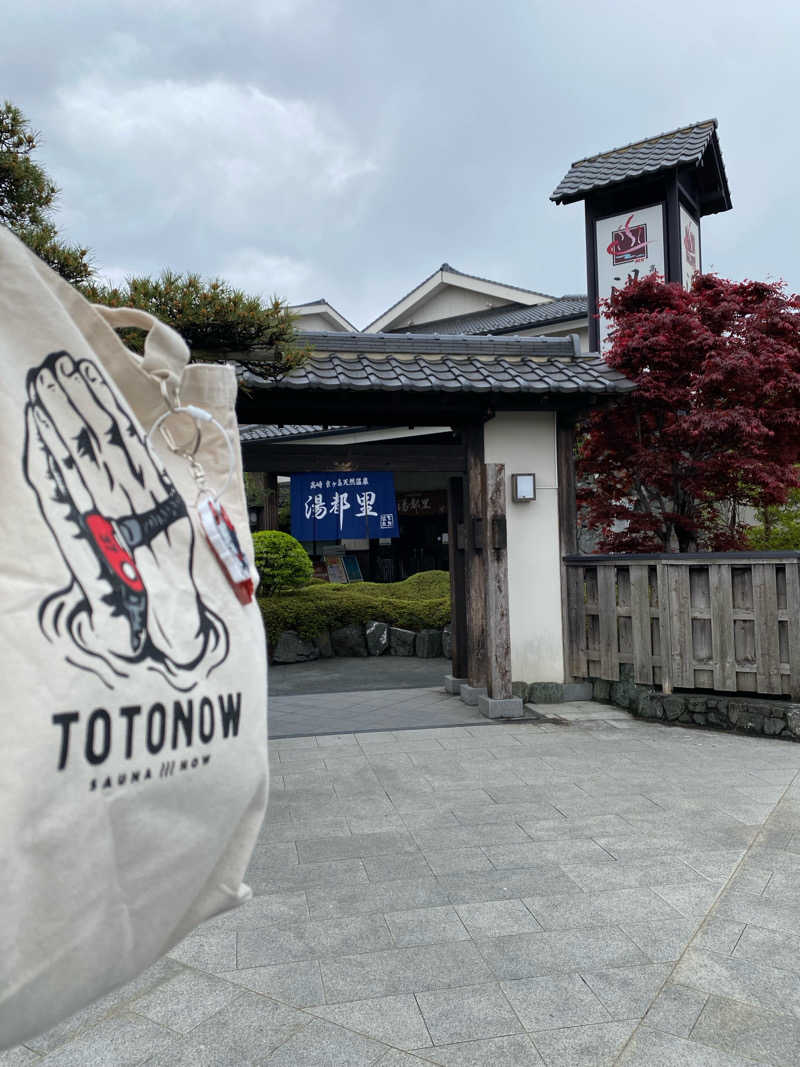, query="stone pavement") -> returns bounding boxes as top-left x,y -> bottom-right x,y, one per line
269,658 -> 452,699
8,700 -> 800,1065
269,686 -> 491,738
